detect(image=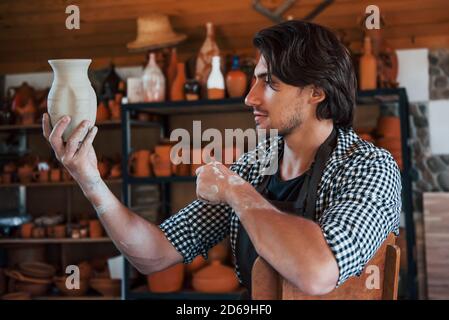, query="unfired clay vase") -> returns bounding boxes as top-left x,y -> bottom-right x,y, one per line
359,37 -> 377,90
47,59 -> 97,142
146,263 -> 184,293
142,53 -> 166,102
192,260 -> 239,293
